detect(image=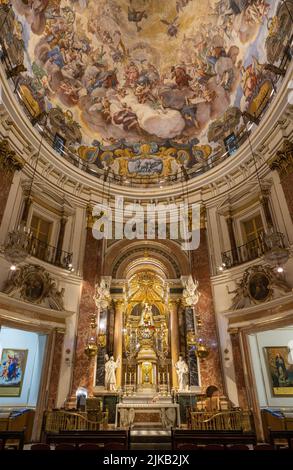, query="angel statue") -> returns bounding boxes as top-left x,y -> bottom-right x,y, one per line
104,354 -> 120,391
94,278 -> 111,310
182,275 -> 199,307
